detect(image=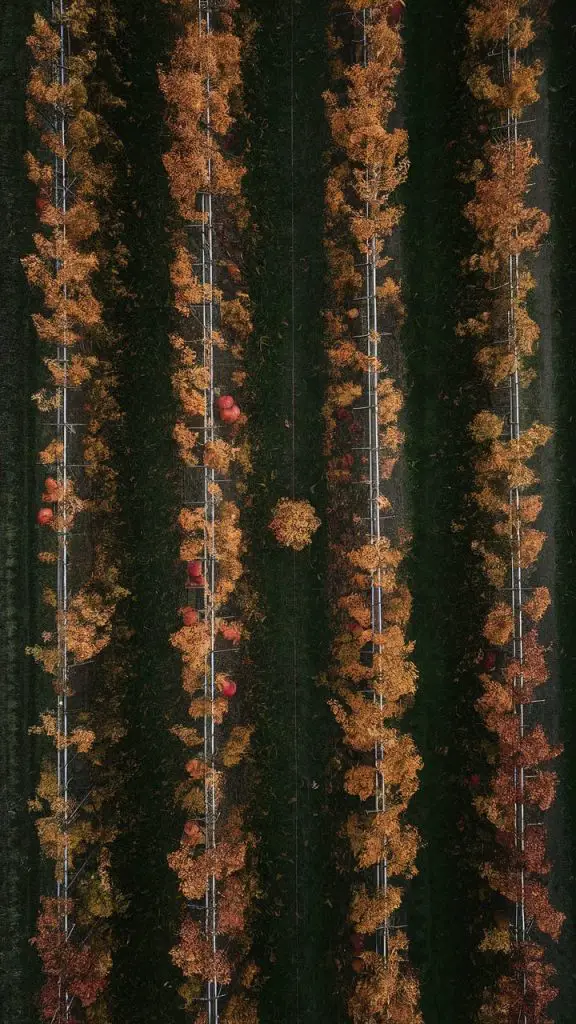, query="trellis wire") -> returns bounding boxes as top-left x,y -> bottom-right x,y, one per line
198,2 -> 221,1020
504,30 -> 528,1017
53,2 -> 72,1018
480,25 -> 547,1019
361,6 -> 390,964
42,5 -> 104,1017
